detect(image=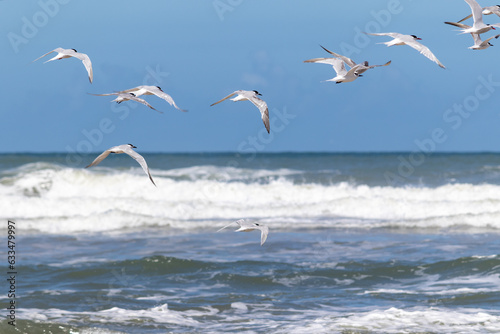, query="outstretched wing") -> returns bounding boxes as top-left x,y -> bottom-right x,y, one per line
125,94 -> 162,113
465,0 -> 485,25
304,57 -> 346,75
142,86 -> 187,112
88,92 -> 120,96
72,52 -> 93,83
32,48 -> 61,63
364,32 -> 403,39
258,225 -> 269,245
217,219 -> 243,232
319,45 -> 356,68
404,39 -> 446,69
123,146 -> 156,187
457,13 -> 473,23
210,92 -> 237,107
248,95 -> 270,134
85,149 -> 112,168
445,21 -> 471,29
